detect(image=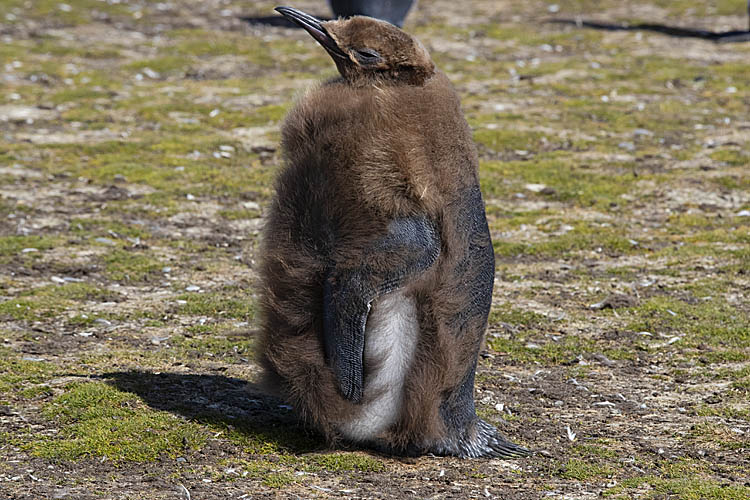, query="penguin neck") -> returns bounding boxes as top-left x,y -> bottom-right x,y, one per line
330,68 -> 436,88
